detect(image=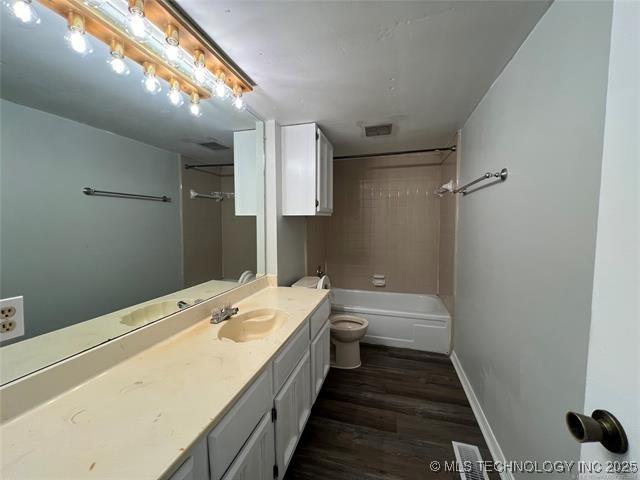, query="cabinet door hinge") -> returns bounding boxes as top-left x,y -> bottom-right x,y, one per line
315,199 -> 319,208
273,464 -> 279,478
271,407 -> 277,422
316,132 -> 319,140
